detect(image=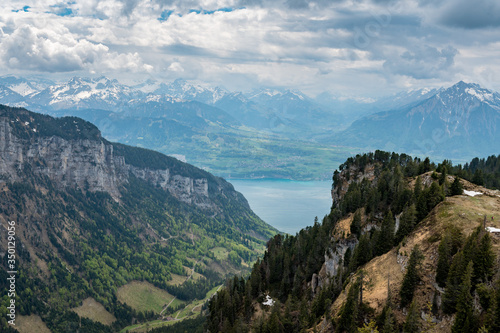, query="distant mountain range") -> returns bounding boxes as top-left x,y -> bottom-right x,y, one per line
0,76 -> 355,179
0,75 -> 437,134
333,81 -> 500,162
0,76 -> 329,133
0,75 -> 498,176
